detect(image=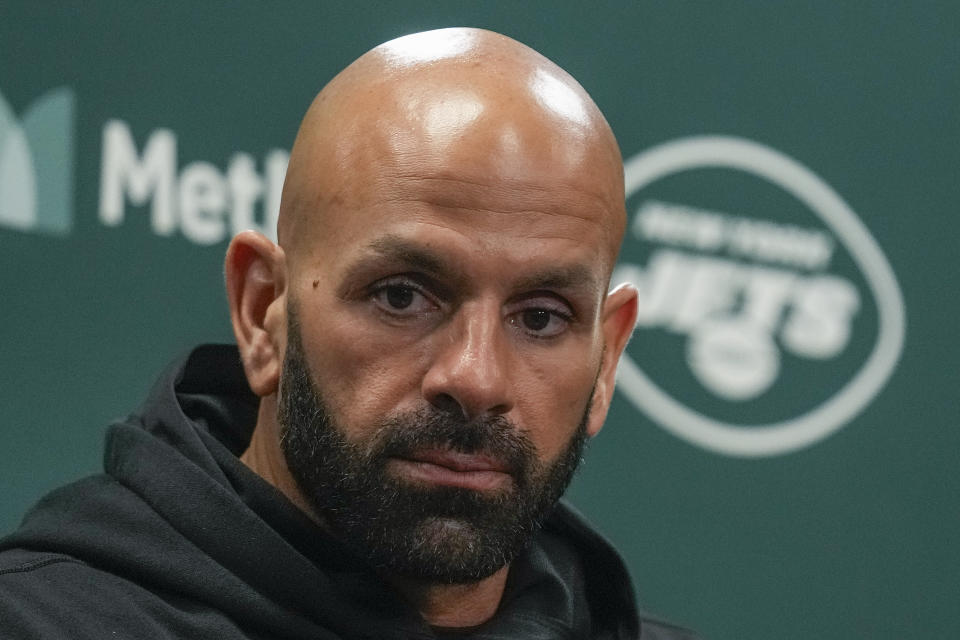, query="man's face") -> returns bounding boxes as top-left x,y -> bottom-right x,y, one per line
273,83 -> 624,582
